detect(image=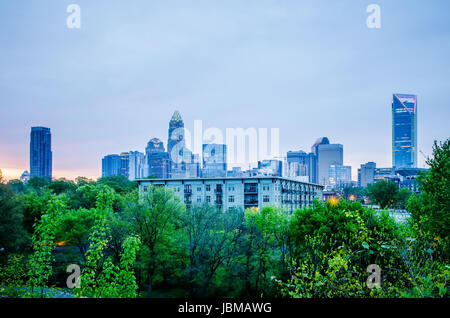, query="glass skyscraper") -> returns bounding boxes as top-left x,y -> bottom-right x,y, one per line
392,94 -> 417,168
30,127 -> 52,180
146,138 -> 170,179
102,154 -> 121,177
